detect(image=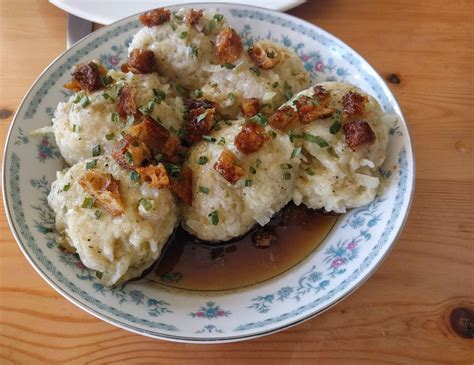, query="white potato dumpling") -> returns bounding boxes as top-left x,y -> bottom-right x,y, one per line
50,70 -> 184,165
182,119 -> 299,241
289,82 -> 389,213
130,9 -> 309,118
48,155 -> 179,286
129,8 -> 227,91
